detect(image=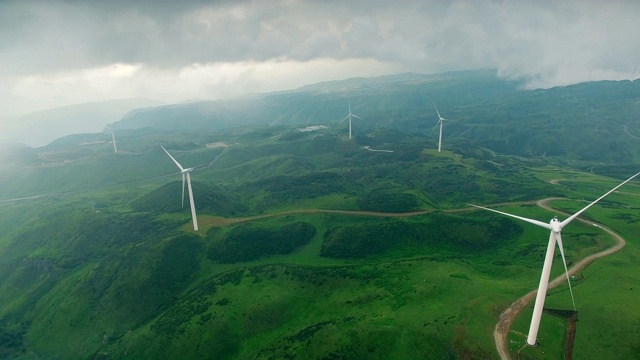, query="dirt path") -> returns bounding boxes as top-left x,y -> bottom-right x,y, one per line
199,201 -> 539,228
200,208 -> 436,227
493,198 -> 627,360
564,313 -> 578,360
